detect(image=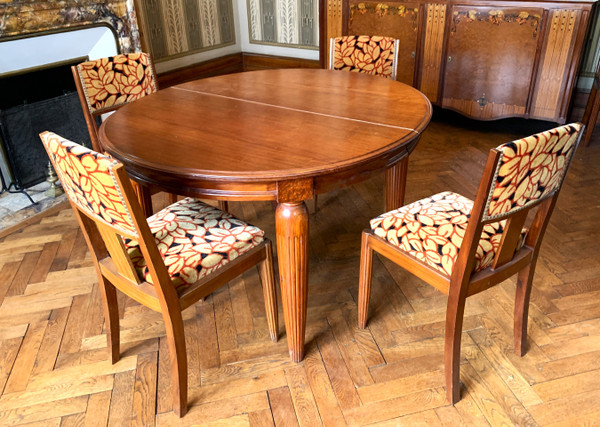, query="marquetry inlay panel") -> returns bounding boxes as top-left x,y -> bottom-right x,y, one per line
420,4 -> 446,102
325,0 -> 344,65
531,9 -> 579,122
